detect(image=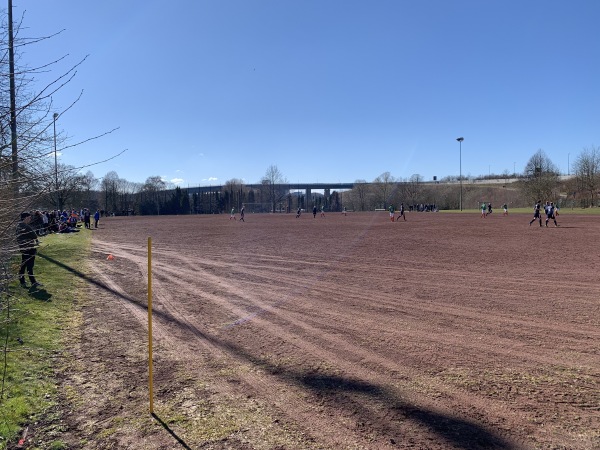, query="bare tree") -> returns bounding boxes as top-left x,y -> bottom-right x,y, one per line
403,174 -> 423,207
373,172 -> 395,209
349,179 -> 370,211
573,145 -> 600,207
140,175 -> 166,215
100,171 -> 120,214
261,165 -> 288,213
521,149 -> 560,203
224,178 -> 244,211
